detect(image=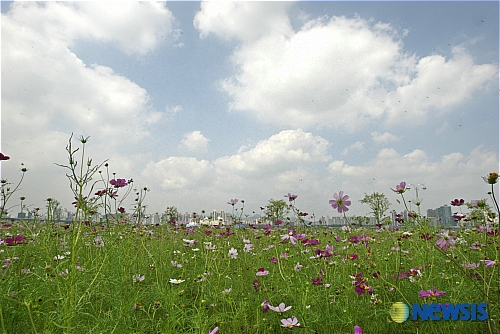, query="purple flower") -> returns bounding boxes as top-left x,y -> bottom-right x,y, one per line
480,259 -> 497,267
269,256 -> 279,263
391,182 -> 407,194
208,326 -> 219,334
418,286 -> 446,299
354,325 -> 364,334
227,199 -> 238,205
118,207 -> 126,213
280,316 -> 300,328
435,230 -> 456,251
5,234 -> 27,246
329,191 -> 351,213
471,199 -> 487,208
269,302 -> 292,313
72,196 -> 88,208
450,198 -> 465,206
261,299 -> 270,312
285,193 -> 298,202
311,276 -> 324,286
253,279 -> 260,292
95,189 -> 107,196
110,178 -> 128,188
256,267 -> 269,276
132,274 -> 145,283
0,153 -> 10,161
